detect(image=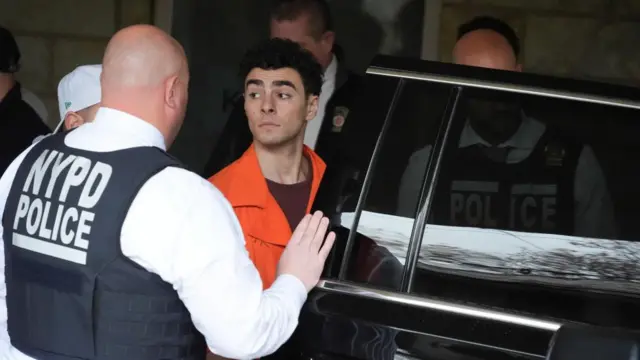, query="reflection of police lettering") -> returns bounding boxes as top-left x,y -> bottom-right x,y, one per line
450,192 -> 497,227
510,195 -> 556,229
12,150 -> 112,263
450,181 -> 557,229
